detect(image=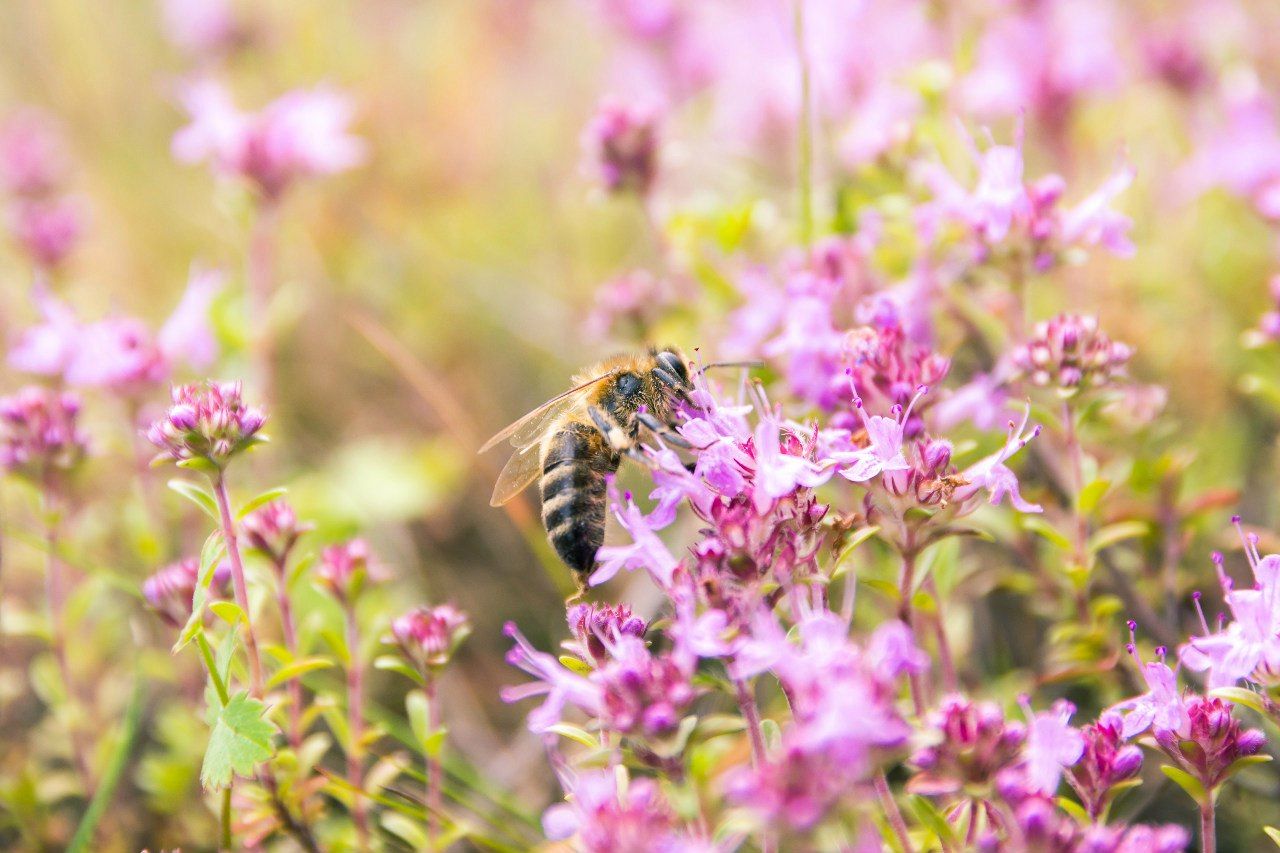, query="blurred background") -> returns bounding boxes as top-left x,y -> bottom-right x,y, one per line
5,0 -> 1280,848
